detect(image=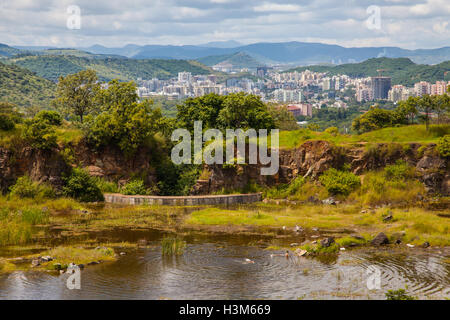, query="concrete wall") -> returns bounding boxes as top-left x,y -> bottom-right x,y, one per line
104,193 -> 262,206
